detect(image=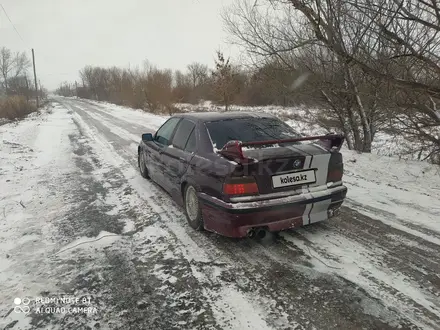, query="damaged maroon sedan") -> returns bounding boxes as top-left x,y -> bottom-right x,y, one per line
138,112 -> 347,238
